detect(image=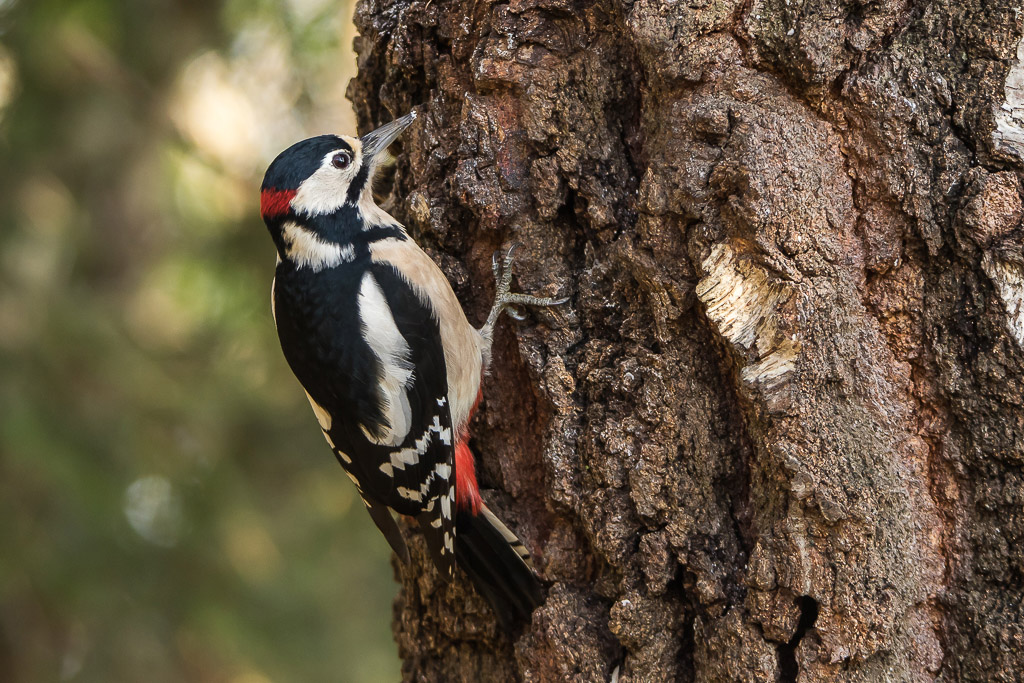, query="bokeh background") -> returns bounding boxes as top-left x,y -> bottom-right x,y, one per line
0,0 -> 403,680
